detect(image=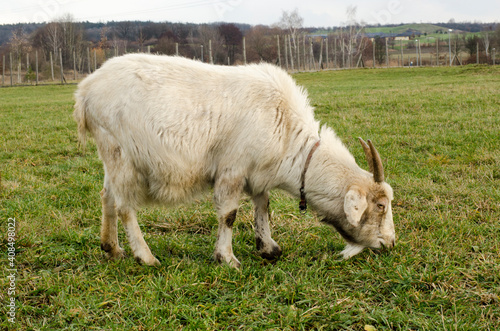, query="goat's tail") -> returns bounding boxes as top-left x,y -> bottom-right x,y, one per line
73,93 -> 88,151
